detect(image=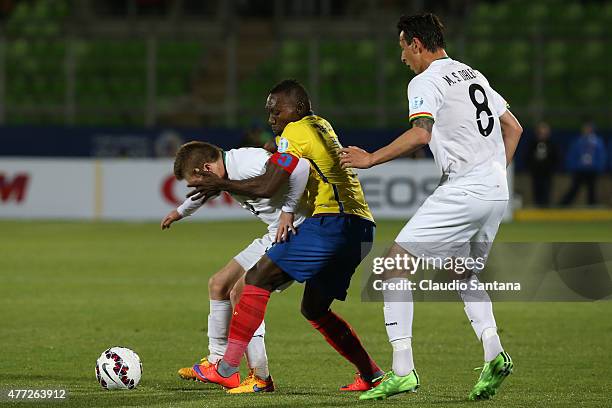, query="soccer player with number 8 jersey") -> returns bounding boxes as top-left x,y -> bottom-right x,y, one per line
341,13 -> 523,401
